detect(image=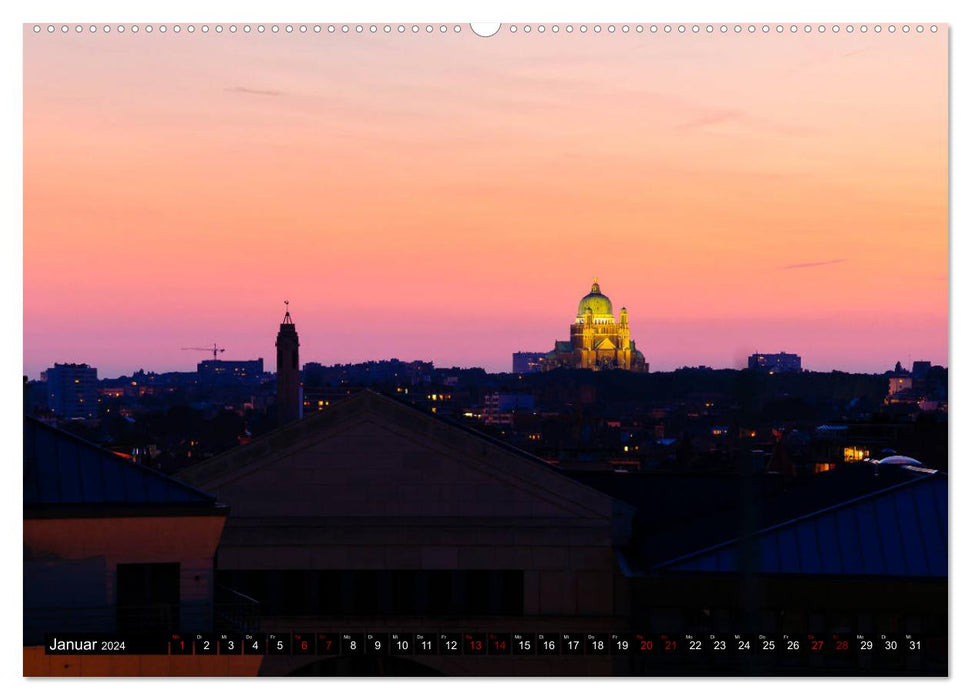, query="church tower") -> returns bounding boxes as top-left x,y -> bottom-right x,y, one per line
276,300 -> 301,425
